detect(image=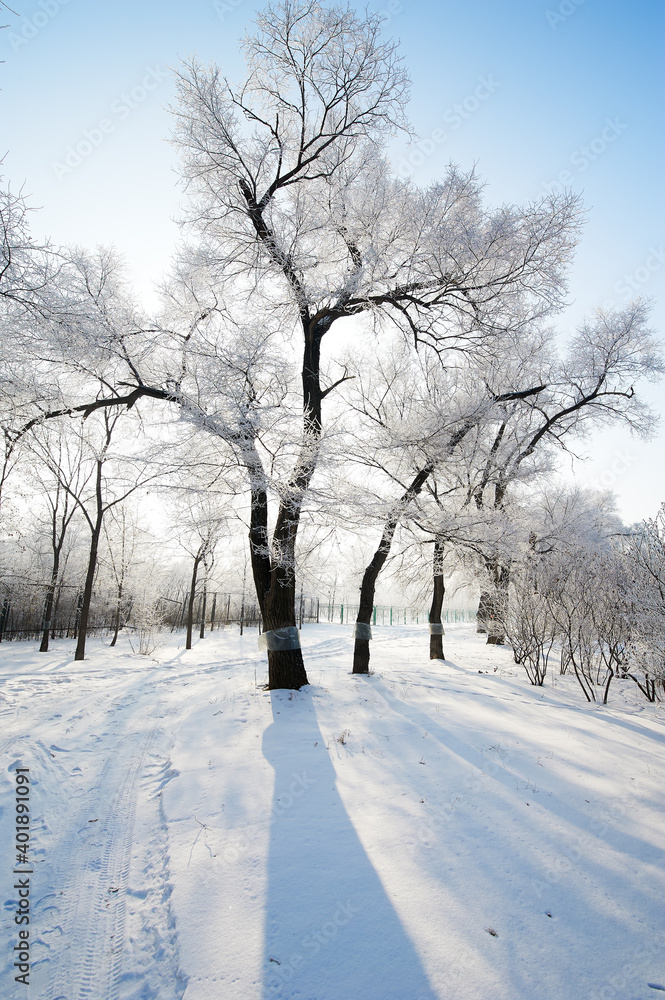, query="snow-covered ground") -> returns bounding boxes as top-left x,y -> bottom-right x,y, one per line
1,624 -> 664,1000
